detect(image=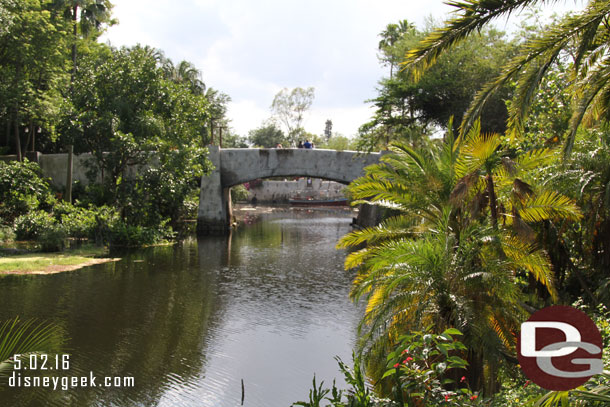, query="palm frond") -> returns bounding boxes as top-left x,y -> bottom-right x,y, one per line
514,148 -> 557,172
566,57 -> 610,155
0,318 -> 64,377
534,390 -> 570,406
455,130 -> 502,179
403,0 -> 553,79
506,50 -> 563,140
460,0 -> 610,138
501,235 -> 557,299
518,190 -> 582,222
335,217 -> 413,248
